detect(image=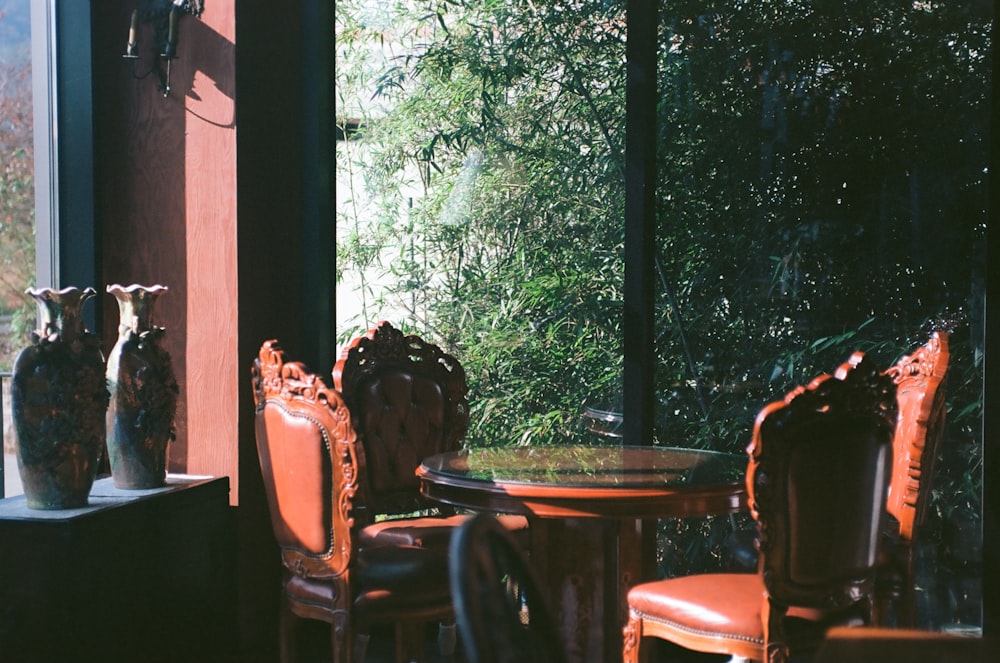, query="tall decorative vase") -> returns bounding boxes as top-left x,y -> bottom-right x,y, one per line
106,284 -> 178,489
11,287 -> 109,509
